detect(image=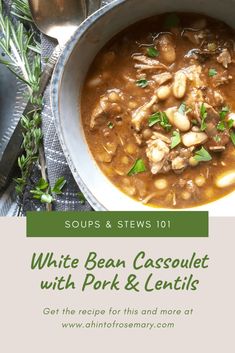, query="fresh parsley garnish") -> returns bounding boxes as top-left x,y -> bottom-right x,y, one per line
213,135 -> 221,143
128,159 -> 146,176
194,147 -> 212,162
217,121 -> 226,132
219,106 -> 230,120
200,103 -> 207,131
136,79 -> 149,88
230,131 -> 235,146
148,112 -> 172,131
147,47 -> 159,58
178,102 -> 192,115
178,103 -> 187,114
227,119 -> 234,129
164,13 -> 180,29
171,131 -> 181,149
107,121 -> 114,129
208,68 -> 217,77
